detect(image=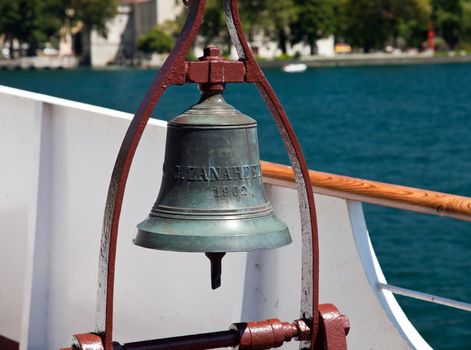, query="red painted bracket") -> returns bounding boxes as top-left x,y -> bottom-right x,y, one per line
67,309 -> 350,350
316,305 -> 349,350
186,59 -> 246,83
236,319 -> 310,349
61,0 -> 349,349
60,334 -> 104,350
168,45 -> 249,87
185,47 -> 246,85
